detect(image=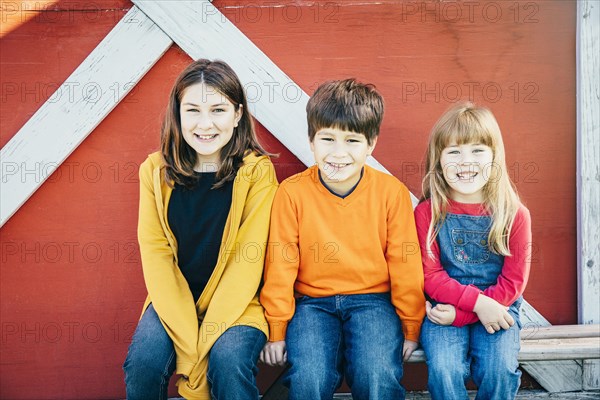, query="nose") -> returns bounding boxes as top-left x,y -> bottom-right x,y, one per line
195,113 -> 213,130
331,141 -> 347,157
459,151 -> 475,165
